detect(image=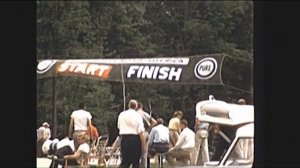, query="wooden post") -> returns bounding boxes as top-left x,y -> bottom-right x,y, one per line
52,75 -> 57,138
